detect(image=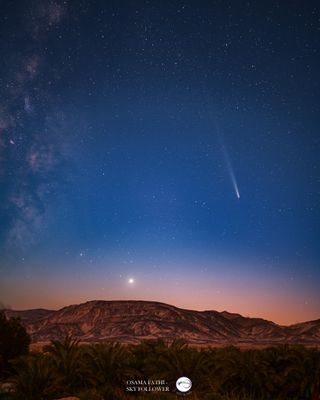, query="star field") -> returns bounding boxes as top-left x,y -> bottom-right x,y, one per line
0,1 -> 319,324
